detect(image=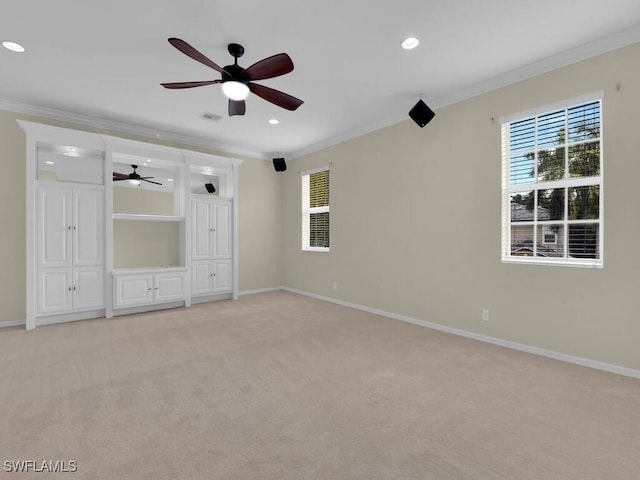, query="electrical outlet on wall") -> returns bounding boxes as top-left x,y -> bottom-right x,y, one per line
482,309 -> 490,321
332,281 -> 337,290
